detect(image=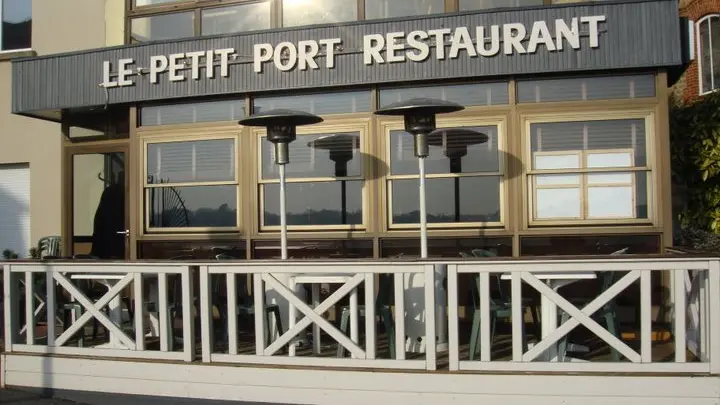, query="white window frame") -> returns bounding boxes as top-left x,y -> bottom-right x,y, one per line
522,111 -> 656,228
697,14 -> 720,95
